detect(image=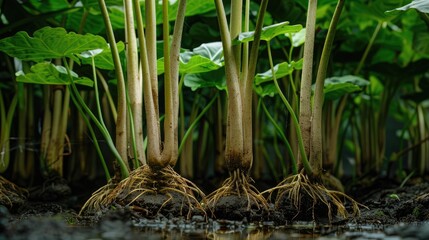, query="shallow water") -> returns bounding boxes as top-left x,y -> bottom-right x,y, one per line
131,221 -> 405,240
